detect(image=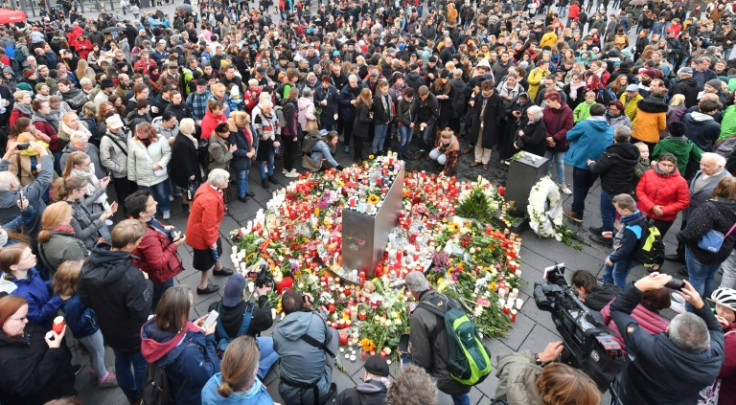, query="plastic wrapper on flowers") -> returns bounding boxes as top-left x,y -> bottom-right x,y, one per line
230,159 -> 525,356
